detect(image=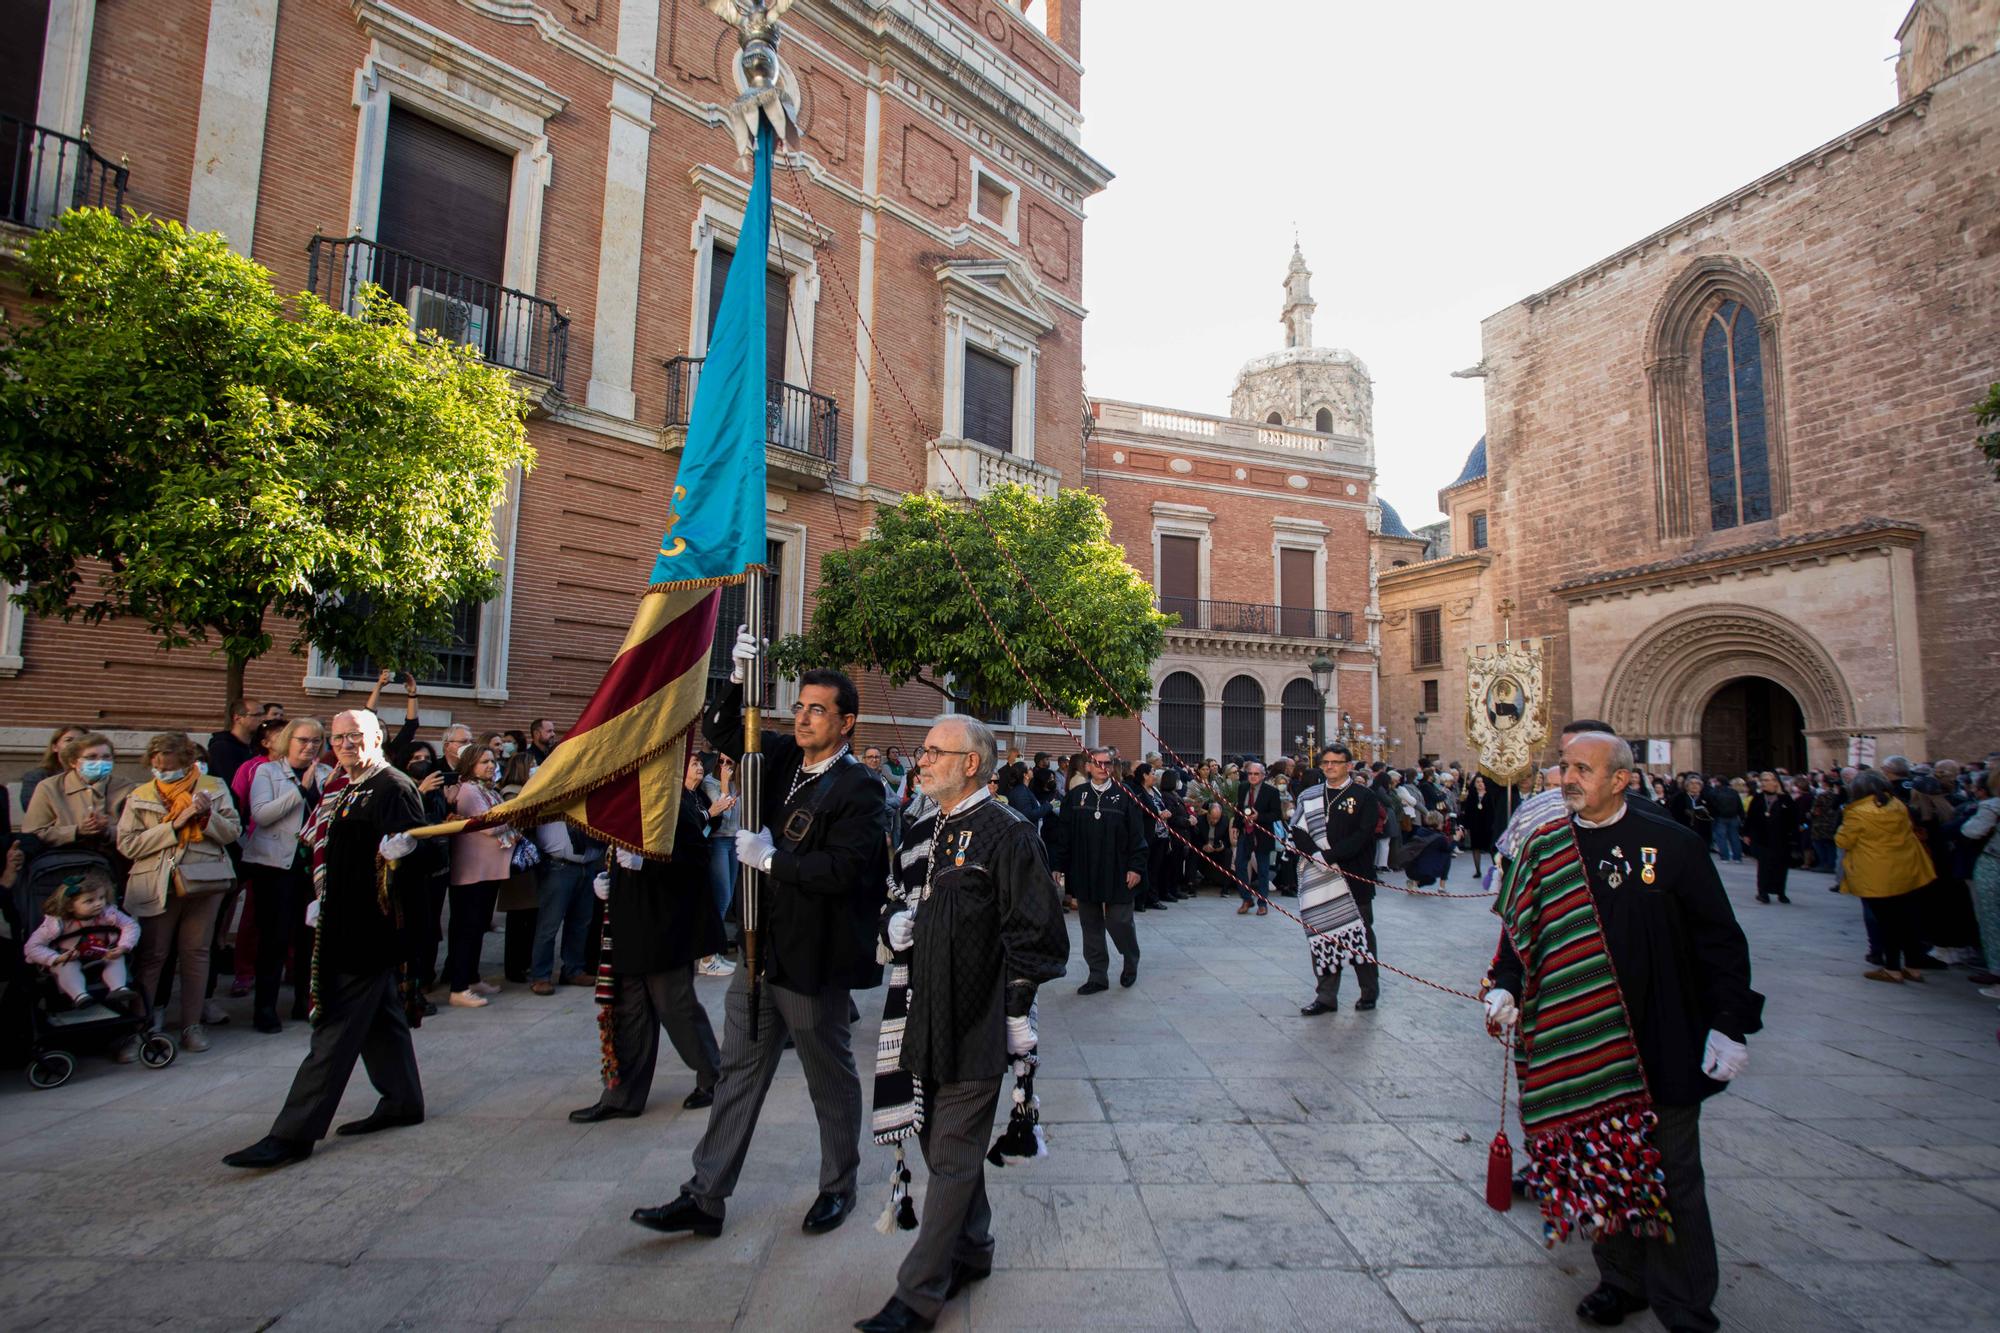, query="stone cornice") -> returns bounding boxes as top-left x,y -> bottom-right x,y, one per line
1162,631 -> 1375,662
1555,519 -> 1924,604
1513,92 -> 1932,313
1378,552 -> 1491,593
